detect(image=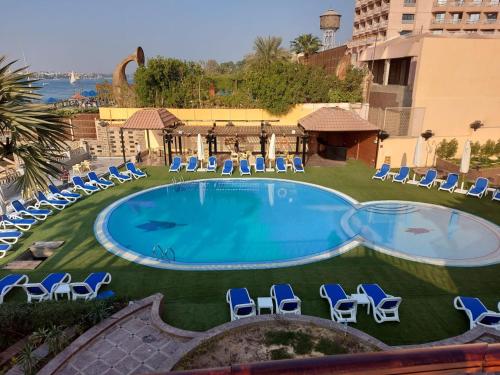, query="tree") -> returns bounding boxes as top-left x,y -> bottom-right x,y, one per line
480,139 -> 496,160
436,138 -> 458,160
328,66 -> 365,103
246,36 -> 289,66
134,57 -> 205,107
290,34 -> 322,58
0,57 -> 69,198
